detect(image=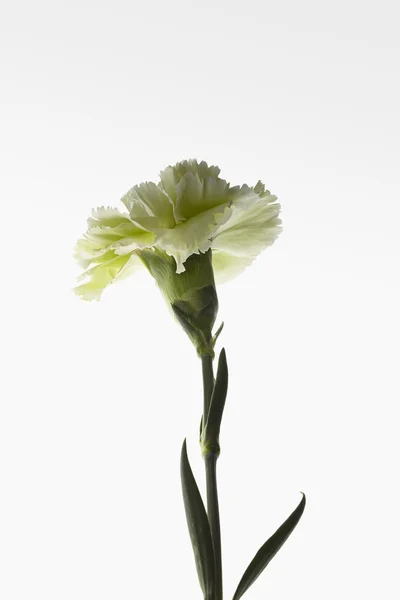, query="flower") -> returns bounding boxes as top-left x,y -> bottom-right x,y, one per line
73,160 -> 281,354
73,159 -> 282,301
